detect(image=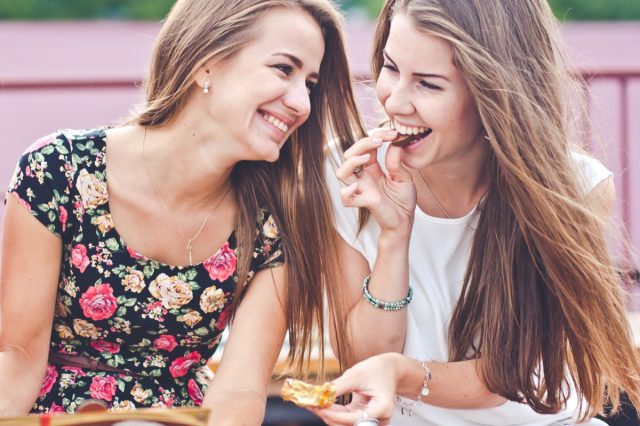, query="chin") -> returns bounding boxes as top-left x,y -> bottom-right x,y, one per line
260,148 -> 282,163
